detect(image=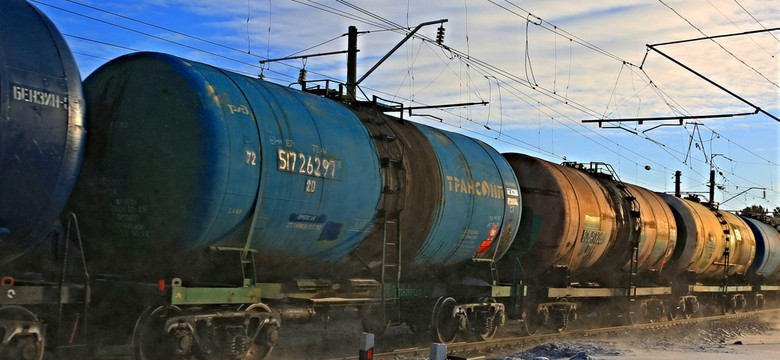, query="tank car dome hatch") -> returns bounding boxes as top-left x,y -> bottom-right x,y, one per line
0,0 -> 86,265
661,195 -> 756,282
71,52 -> 383,280
743,216 -> 780,282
